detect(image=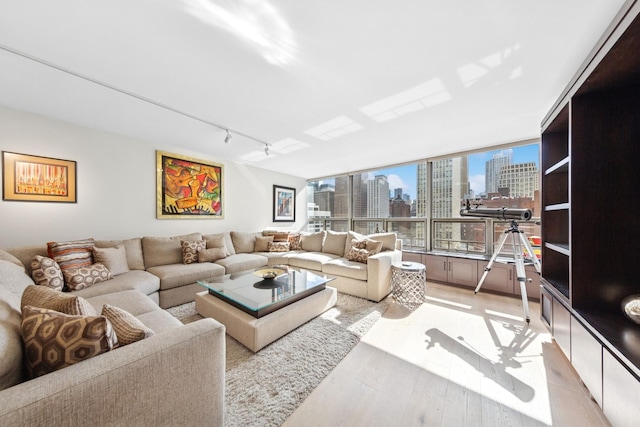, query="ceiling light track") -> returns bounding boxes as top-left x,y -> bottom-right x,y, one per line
0,44 -> 271,153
